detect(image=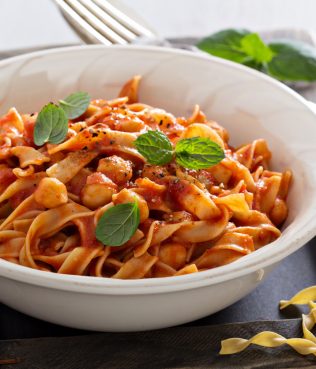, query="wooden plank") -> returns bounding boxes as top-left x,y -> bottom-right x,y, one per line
1,319 -> 316,368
